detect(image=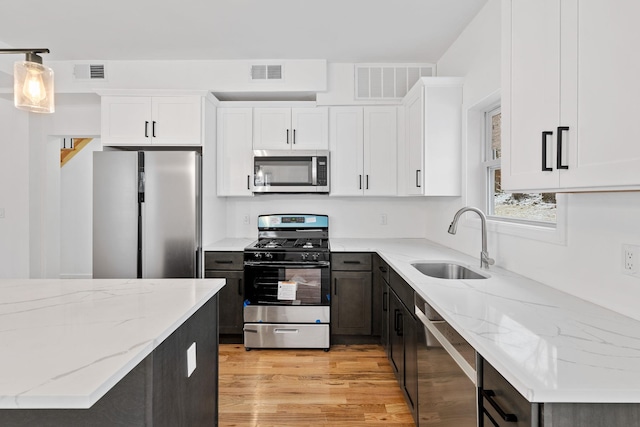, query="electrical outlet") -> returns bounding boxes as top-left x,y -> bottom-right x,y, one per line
380,214 -> 387,225
622,244 -> 639,276
243,215 -> 250,225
